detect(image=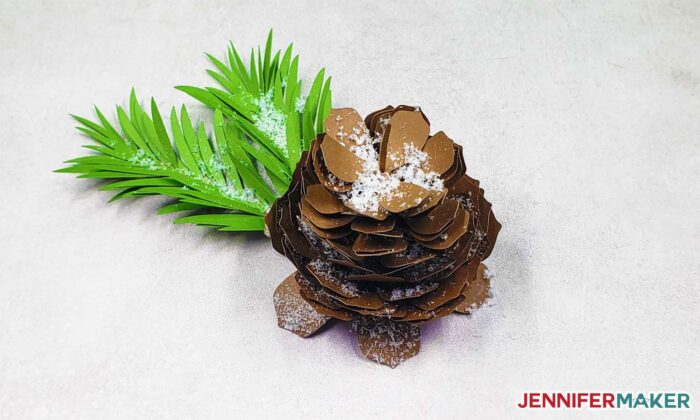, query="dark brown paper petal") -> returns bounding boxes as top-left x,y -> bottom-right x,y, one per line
421,131 -> 454,174
481,211 -> 501,260
377,282 -> 440,301
351,217 -> 395,234
273,273 -> 330,338
302,291 -> 355,321
404,199 -> 460,235
320,135 -> 364,182
305,184 -> 348,214
429,295 -> 466,320
411,263 -> 471,311
380,110 -> 431,172
422,207 -> 469,250
346,273 -> 405,282
379,252 -> 435,269
356,317 -> 420,368
306,259 -> 361,298
456,263 -> 491,314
